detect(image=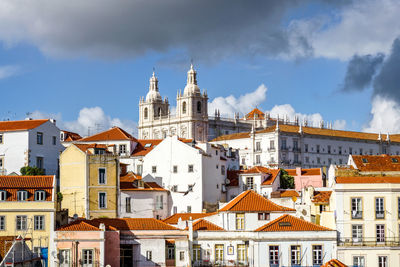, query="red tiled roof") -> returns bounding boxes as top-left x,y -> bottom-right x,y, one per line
244,108 -> 265,120
312,191 -> 332,203
120,180 -> 167,191
239,167 -> 280,186
191,219 -> 225,231
163,213 -> 216,224
58,218 -> 179,231
120,172 -> 141,182
351,154 -> 400,172
62,130 -> 82,142
0,176 -> 53,188
286,168 -> 322,176
336,176 -> 400,184
219,190 -> 295,212
73,144 -> 110,154
0,119 -> 48,132
255,214 -> 333,232
278,190 -> 300,198
322,259 -> 348,267
131,139 -> 162,157
78,127 -> 137,142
